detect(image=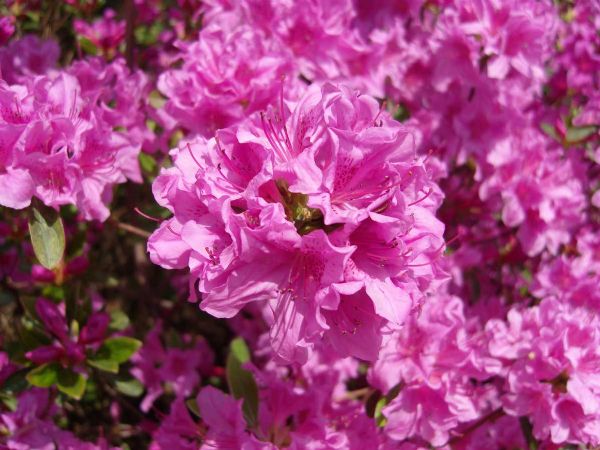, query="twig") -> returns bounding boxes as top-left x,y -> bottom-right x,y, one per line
124,0 -> 135,68
447,408 -> 504,446
345,387 -> 372,400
